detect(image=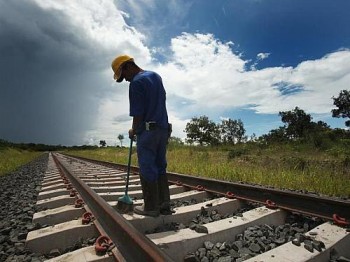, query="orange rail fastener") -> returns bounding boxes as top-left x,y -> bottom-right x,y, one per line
175,180 -> 183,186
75,198 -> 84,208
95,235 -> 113,254
333,214 -> 349,227
265,199 -> 278,209
196,185 -> 204,191
225,191 -> 236,199
82,212 -> 94,224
